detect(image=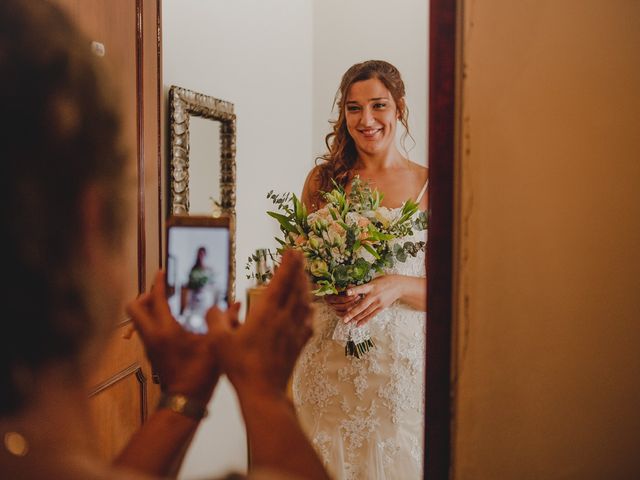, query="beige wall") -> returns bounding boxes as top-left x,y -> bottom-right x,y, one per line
453,1 -> 640,478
